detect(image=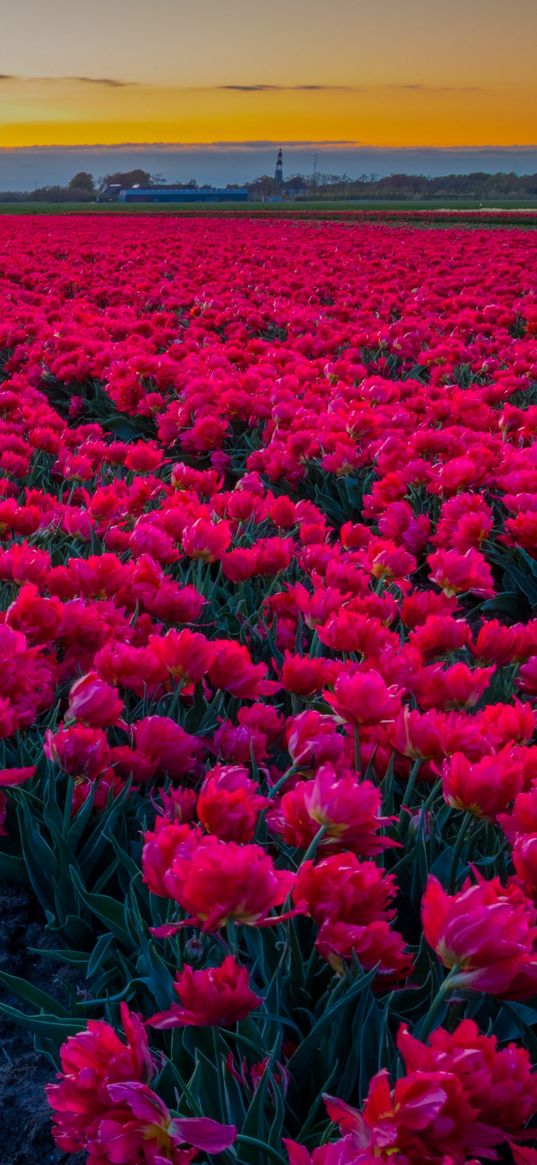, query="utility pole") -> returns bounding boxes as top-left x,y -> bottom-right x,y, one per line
312,152 -> 318,187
